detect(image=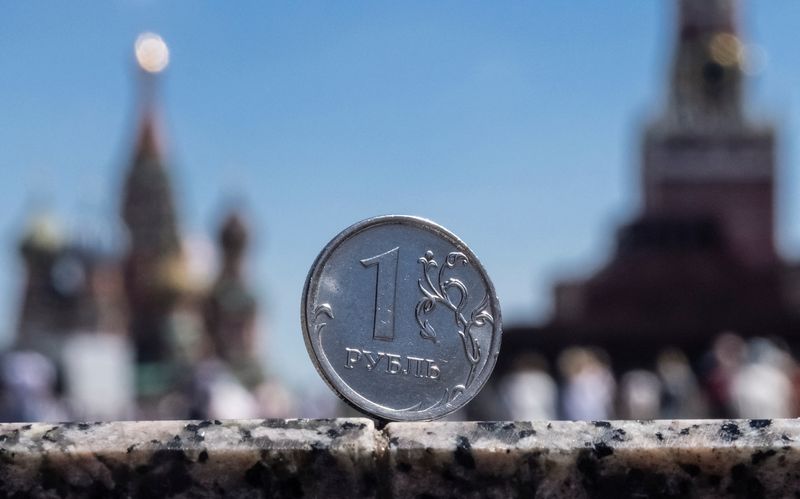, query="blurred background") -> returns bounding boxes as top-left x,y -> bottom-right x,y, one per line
1,0 -> 800,422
